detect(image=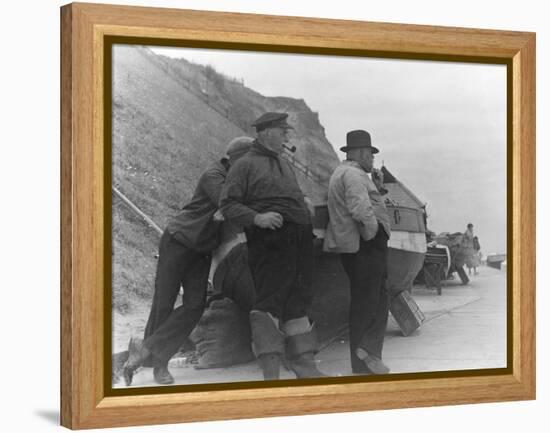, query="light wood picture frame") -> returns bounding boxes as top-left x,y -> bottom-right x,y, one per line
60,2 -> 535,429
